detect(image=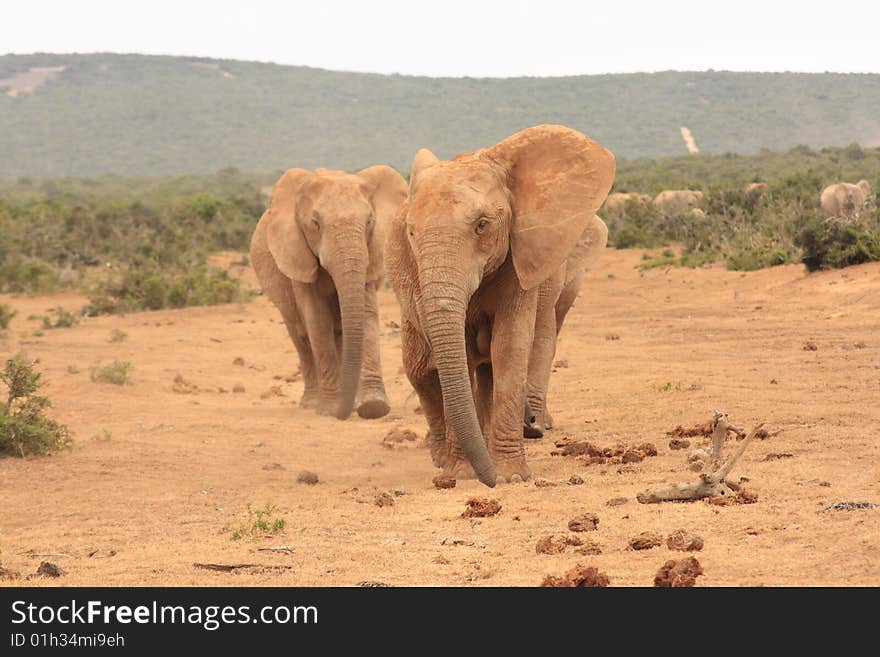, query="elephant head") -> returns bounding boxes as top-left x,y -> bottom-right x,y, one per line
265,166 -> 406,419
402,125 -> 615,485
